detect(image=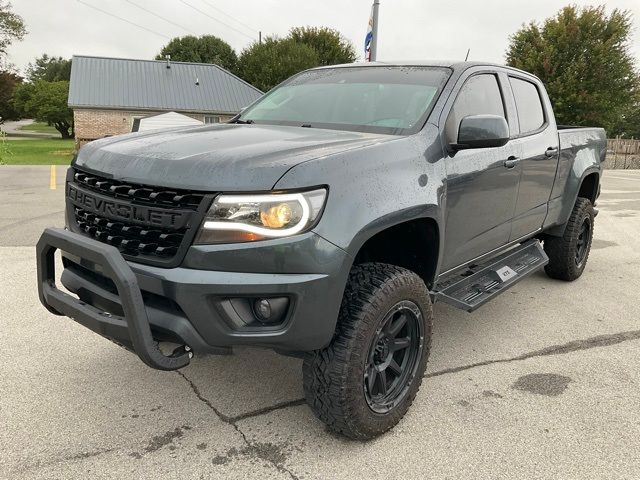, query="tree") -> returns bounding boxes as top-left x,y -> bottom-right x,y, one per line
289,26 -> 356,66
26,54 -> 71,82
156,35 -> 237,72
13,81 -> 73,138
237,27 -> 356,91
619,100 -> 640,138
237,37 -> 319,92
506,5 -> 640,135
0,68 -> 21,120
0,1 -> 26,60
